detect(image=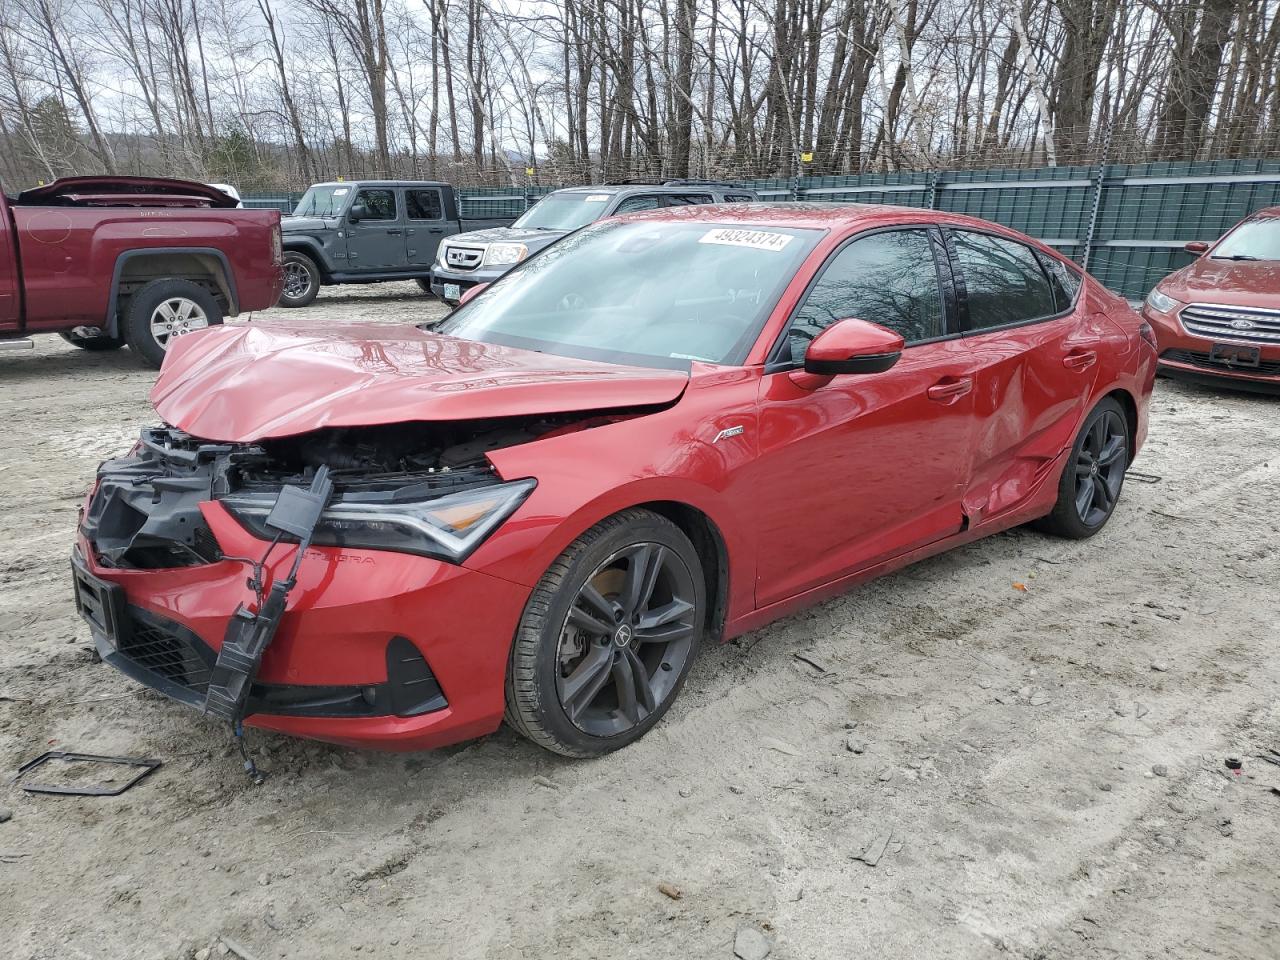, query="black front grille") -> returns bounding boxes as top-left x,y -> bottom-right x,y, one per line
1162,348 -> 1280,376
117,608 -> 215,696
